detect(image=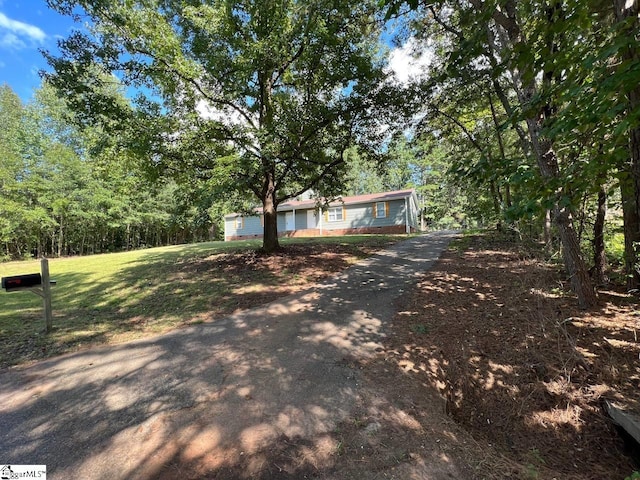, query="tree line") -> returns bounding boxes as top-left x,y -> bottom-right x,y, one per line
0,83 -> 222,260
